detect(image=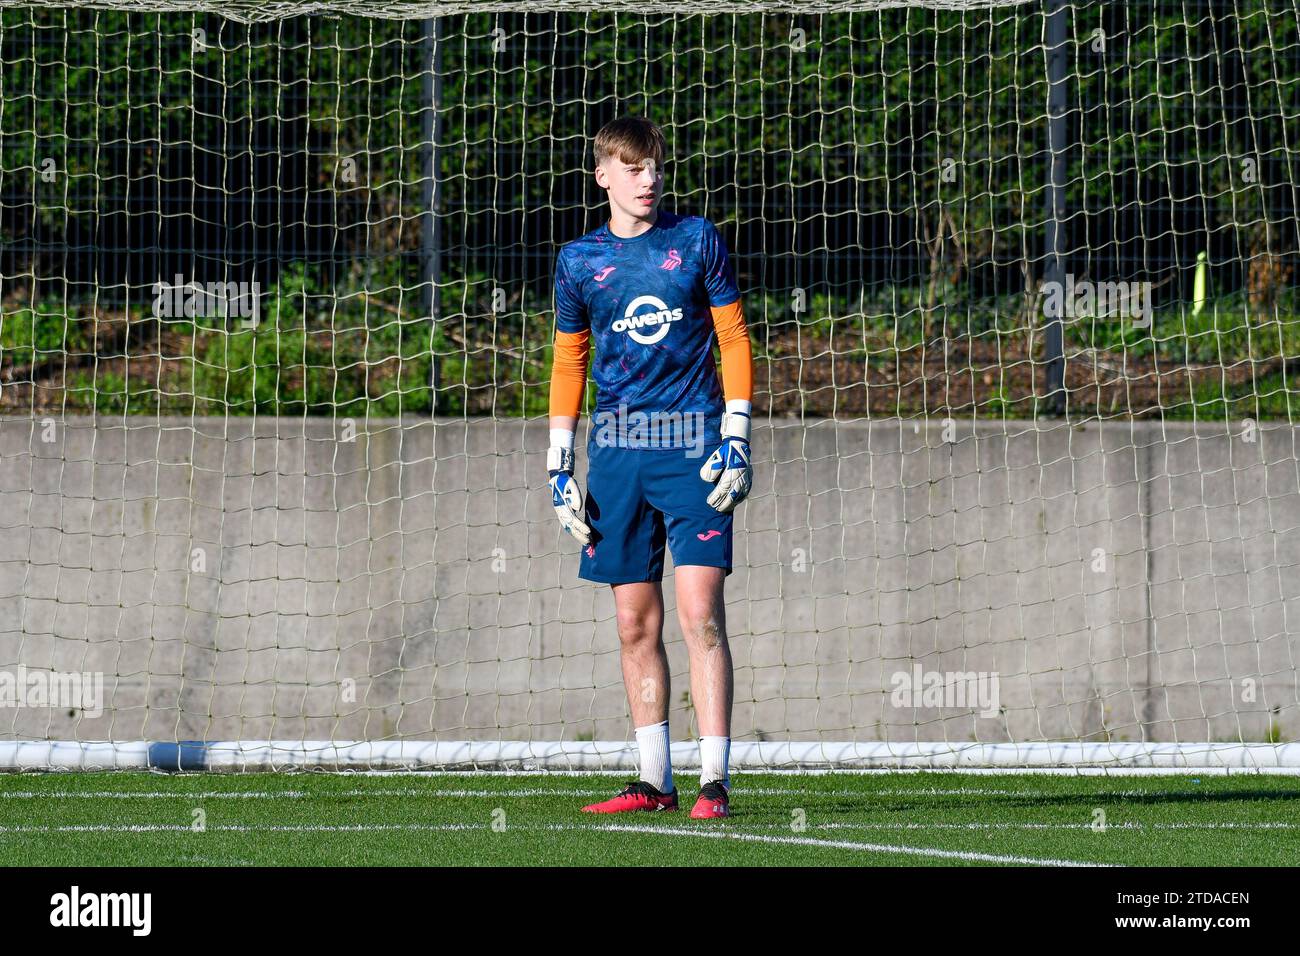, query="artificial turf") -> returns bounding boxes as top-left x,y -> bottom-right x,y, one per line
0,770 -> 1296,866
